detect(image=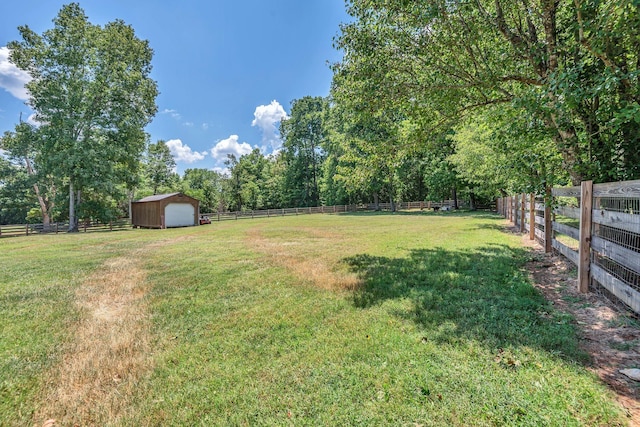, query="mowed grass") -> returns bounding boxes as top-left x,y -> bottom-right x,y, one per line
0,211 -> 627,426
